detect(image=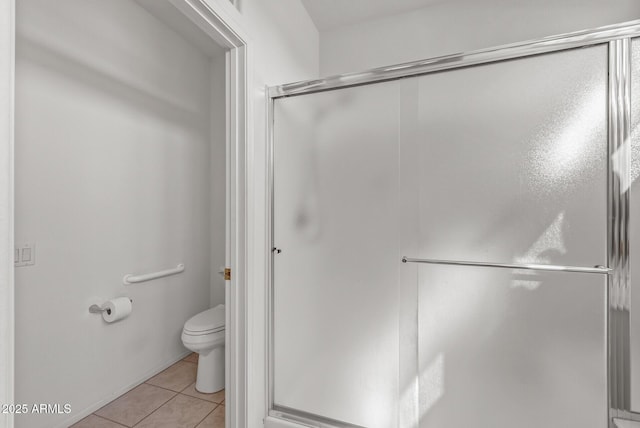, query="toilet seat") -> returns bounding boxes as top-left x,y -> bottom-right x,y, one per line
183,304 -> 225,336
183,325 -> 224,336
